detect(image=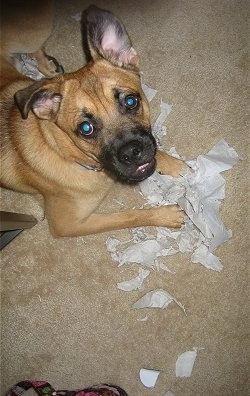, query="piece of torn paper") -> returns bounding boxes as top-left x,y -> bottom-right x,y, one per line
117,268 -> 150,291
141,82 -> 157,102
133,289 -> 186,314
152,101 -> 173,143
178,138 -> 238,253
139,368 -> 160,388
137,315 -> 148,322
191,244 -> 223,271
107,229 -> 178,271
163,392 -> 175,396
71,12 -> 81,21
11,54 -> 46,81
119,239 -> 169,268
175,348 -> 200,378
